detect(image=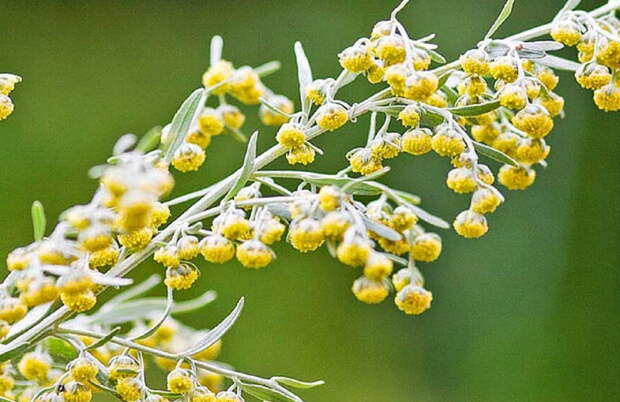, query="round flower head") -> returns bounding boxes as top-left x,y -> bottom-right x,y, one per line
471,187 -> 503,214
215,391 -> 243,402
58,272 -> 94,295
37,240 -> 74,265
431,125 -> 466,157
596,40 -> 620,69
216,212 -> 252,241
218,104 -> 246,130
575,63 -> 612,90
593,84 -> 620,112
384,63 -> 409,95
370,132 -> 401,159
69,355 -> 99,383
236,240 -> 274,269
115,377 -> 144,402
304,79 -> 328,105
524,78 -> 542,99
321,211 -> 351,240
177,236 -> 201,260
339,43 -> 373,73
390,206 -> 418,232
286,143 -> 316,165
198,109 -> 225,136
398,104 -> 420,127
200,234 -> 235,264
78,226 -> 113,252
229,67 -> 263,104
0,74 -> 21,95
165,265 -> 199,290
352,276 -> 389,304
391,268 -> 422,292
167,368 -> 194,394
62,381 -> 93,402
18,352 -> 52,382
395,285 -> 432,315
471,123 -> 500,144
498,84 -> 527,110
410,232 -> 442,262
498,165 -> 536,190
489,56 -> 519,83
459,49 -> 490,75
401,128 -> 432,155
61,290 -> 97,312
289,218 -> 324,252
259,218 -> 286,245
260,95 -> 294,126
537,92 -> 564,117
446,167 -> 477,194
403,71 -> 438,101
191,387 -> 217,402
172,143 -> 206,172
453,210 -> 488,238
318,185 -> 341,212
202,60 -> 234,94
186,130 -> 212,149
154,245 -> 181,268
276,123 -> 306,149
491,131 -> 520,156
457,75 -> 487,97
512,104 -> 554,138
349,148 -> 382,175
118,227 -> 154,251
315,102 -> 348,131
108,354 -> 140,380
425,91 -> 449,108
337,234 -> 372,267
366,59 -> 385,84
373,35 -> 406,66
411,47 -> 432,71
537,67 -> 559,91
20,278 -> 59,307
363,252 -> 393,280
0,95 -> 14,120
550,19 -> 582,46
377,236 -> 410,256
89,244 -> 120,269
515,138 -> 549,164
7,247 -> 31,271
477,164 -> 496,185
0,320 -> 10,340
370,20 -> 394,39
